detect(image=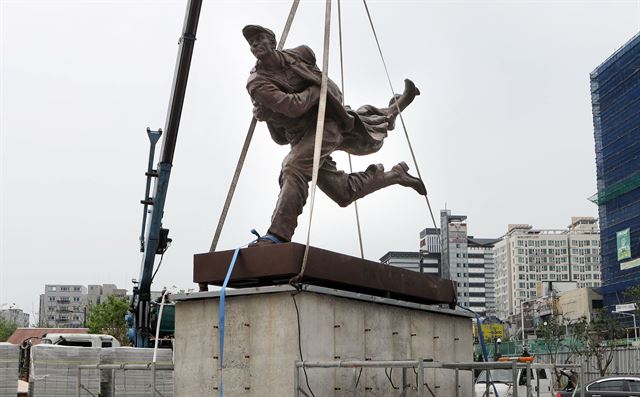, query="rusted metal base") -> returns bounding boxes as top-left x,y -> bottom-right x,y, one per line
193,243 -> 457,307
